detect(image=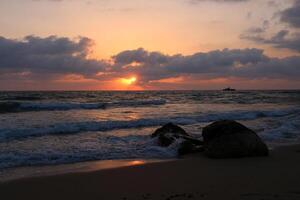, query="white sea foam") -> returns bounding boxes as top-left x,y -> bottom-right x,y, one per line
0,135 -> 179,169
0,99 -> 167,113
1,91 -> 299,170
0,106 -> 298,142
